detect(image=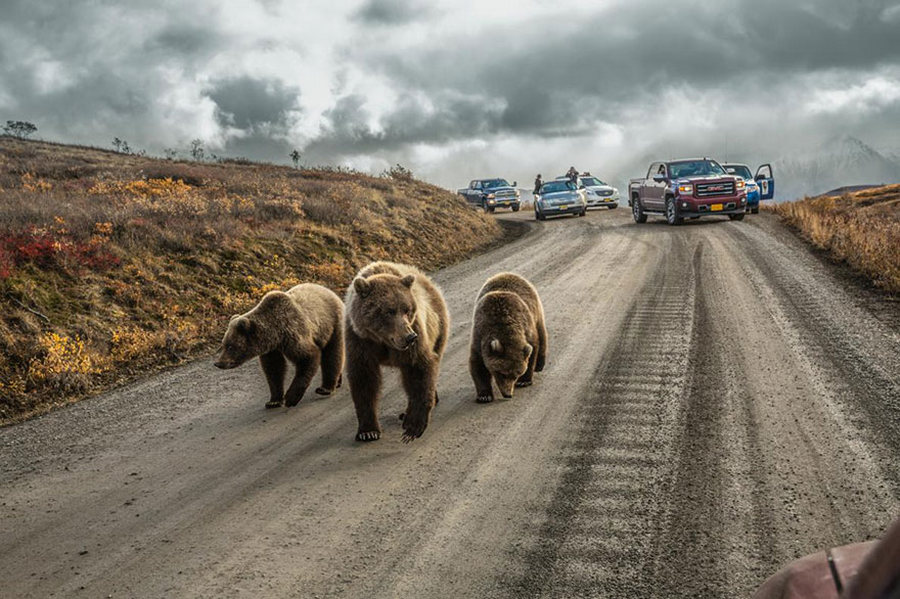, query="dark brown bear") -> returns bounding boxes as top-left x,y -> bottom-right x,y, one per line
469,273 -> 547,402
344,261 -> 449,443
214,283 -> 344,408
